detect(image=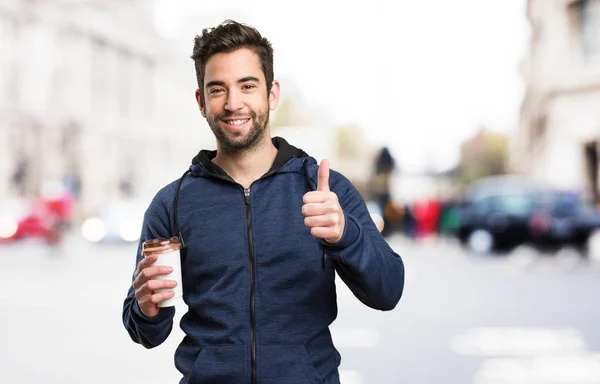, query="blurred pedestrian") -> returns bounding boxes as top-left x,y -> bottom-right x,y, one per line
122,20 -> 405,384
11,157 -> 29,196
370,146 -> 396,236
